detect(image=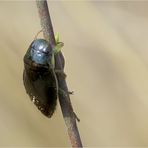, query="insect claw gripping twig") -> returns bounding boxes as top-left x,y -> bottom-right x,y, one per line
73,112 -> 80,122
69,91 -> 74,95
